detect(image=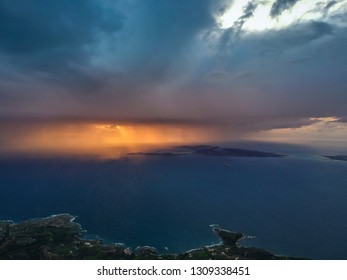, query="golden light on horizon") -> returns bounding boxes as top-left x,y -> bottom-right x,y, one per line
1,117 -> 347,156
0,121 -> 230,156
